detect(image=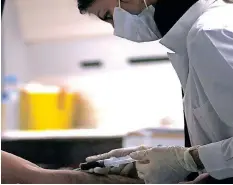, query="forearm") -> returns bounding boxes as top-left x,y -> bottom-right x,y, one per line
34,169 -> 144,184
1,151 -> 38,183
2,165 -> 142,184
188,146 -> 204,171
1,151 -> 39,168
1,150 -> 143,184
